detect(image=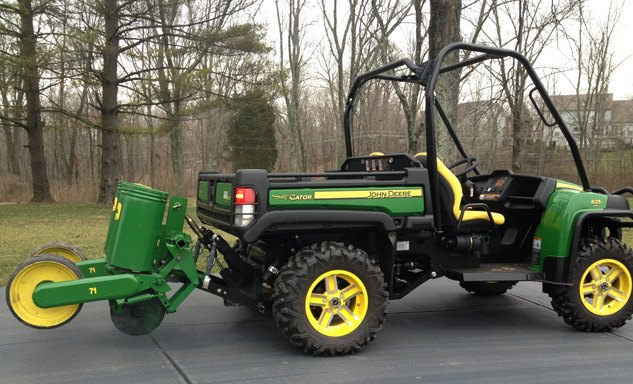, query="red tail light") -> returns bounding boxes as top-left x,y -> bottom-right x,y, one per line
234,187 -> 257,227
234,187 -> 256,205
